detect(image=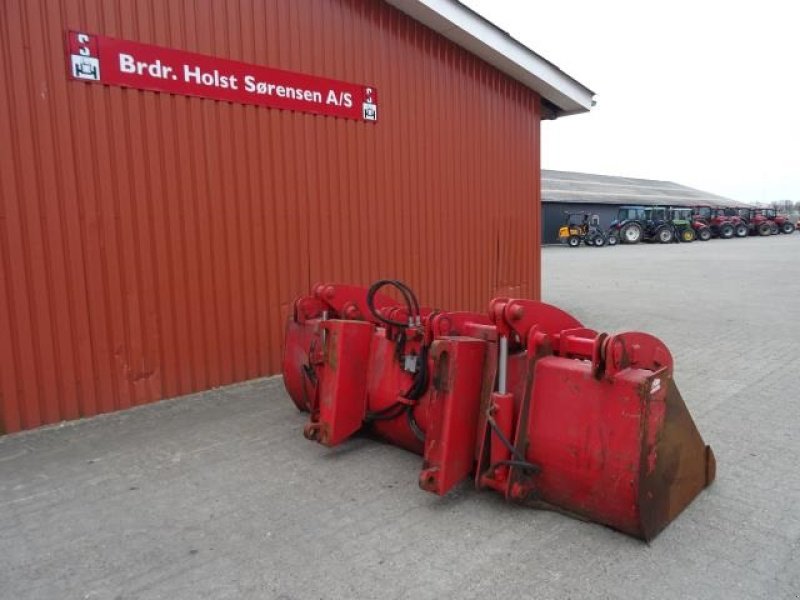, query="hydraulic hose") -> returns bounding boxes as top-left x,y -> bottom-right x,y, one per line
390,279 -> 421,324
364,279 -> 428,439
366,279 -> 414,328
